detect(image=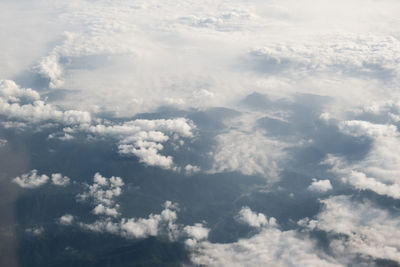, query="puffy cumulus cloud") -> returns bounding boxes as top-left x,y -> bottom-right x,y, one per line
0,79 -> 196,170
80,201 -> 181,240
72,174 -> 209,242
13,170 -> 49,189
77,173 -> 124,217
119,143 -> 173,170
183,223 -> 210,247
302,195 -> 400,264
190,222 -> 340,267
68,118 -> 195,170
236,207 -> 271,228
13,170 -> 72,189
0,80 -> 40,102
308,179 -> 333,193
58,214 -> 74,226
71,176 -> 209,242
51,173 -> 70,186
324,120 -> 400,199
35,53 -> 64,89
0,79 -> 91,125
